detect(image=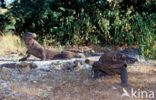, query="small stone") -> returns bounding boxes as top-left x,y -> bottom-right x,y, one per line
1,74 -> 11,81
1,67 -> 12,73
46,86 -> 52,92
112,86 -> 118,90
17,62 -> 31,71
32,80 -> 38,84
30,63 -> 38,69
17,62 -> 39,71
1,83 -> 8,88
